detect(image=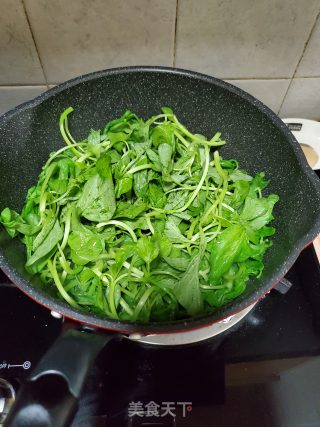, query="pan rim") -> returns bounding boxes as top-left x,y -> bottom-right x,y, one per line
1,65 -> 320,333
